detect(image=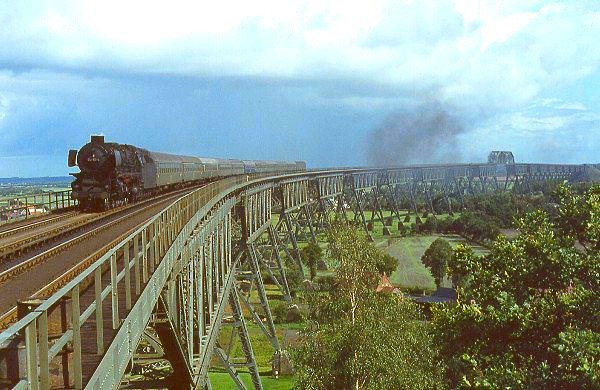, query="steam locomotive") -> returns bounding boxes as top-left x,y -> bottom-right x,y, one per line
68,135 -> 306,211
